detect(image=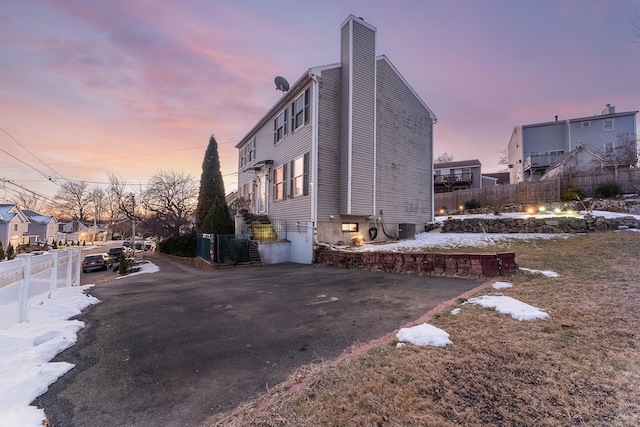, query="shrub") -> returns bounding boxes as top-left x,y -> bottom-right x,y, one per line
561,184 -> 585,201
595,181 -> 622,198
158,231 -> 196,257
464,199 -> 481,210
118,253 -> 128,275
0,241 -> 4,261
6,243 -> 15,260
